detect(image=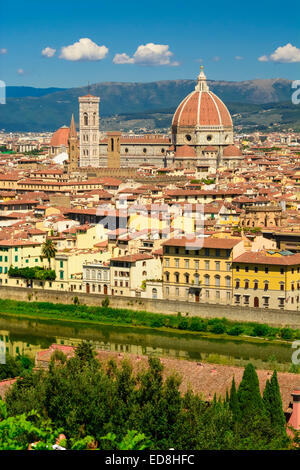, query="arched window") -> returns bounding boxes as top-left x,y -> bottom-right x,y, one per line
83,113 -> 88,126
93,112 -> 96,125
165,272 -> 170,282
215,275 -> 220,287
204,274 -> 210,286
152,288 -> 157,299
174,272 -> 180,283
264,280 -> 269,291
225,276 -> 231,287
244,279 -> 249,289
142,271 -> 147,276
111,138 -> 114,152
185,273 -> 190,284
194,273 -> 200,286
